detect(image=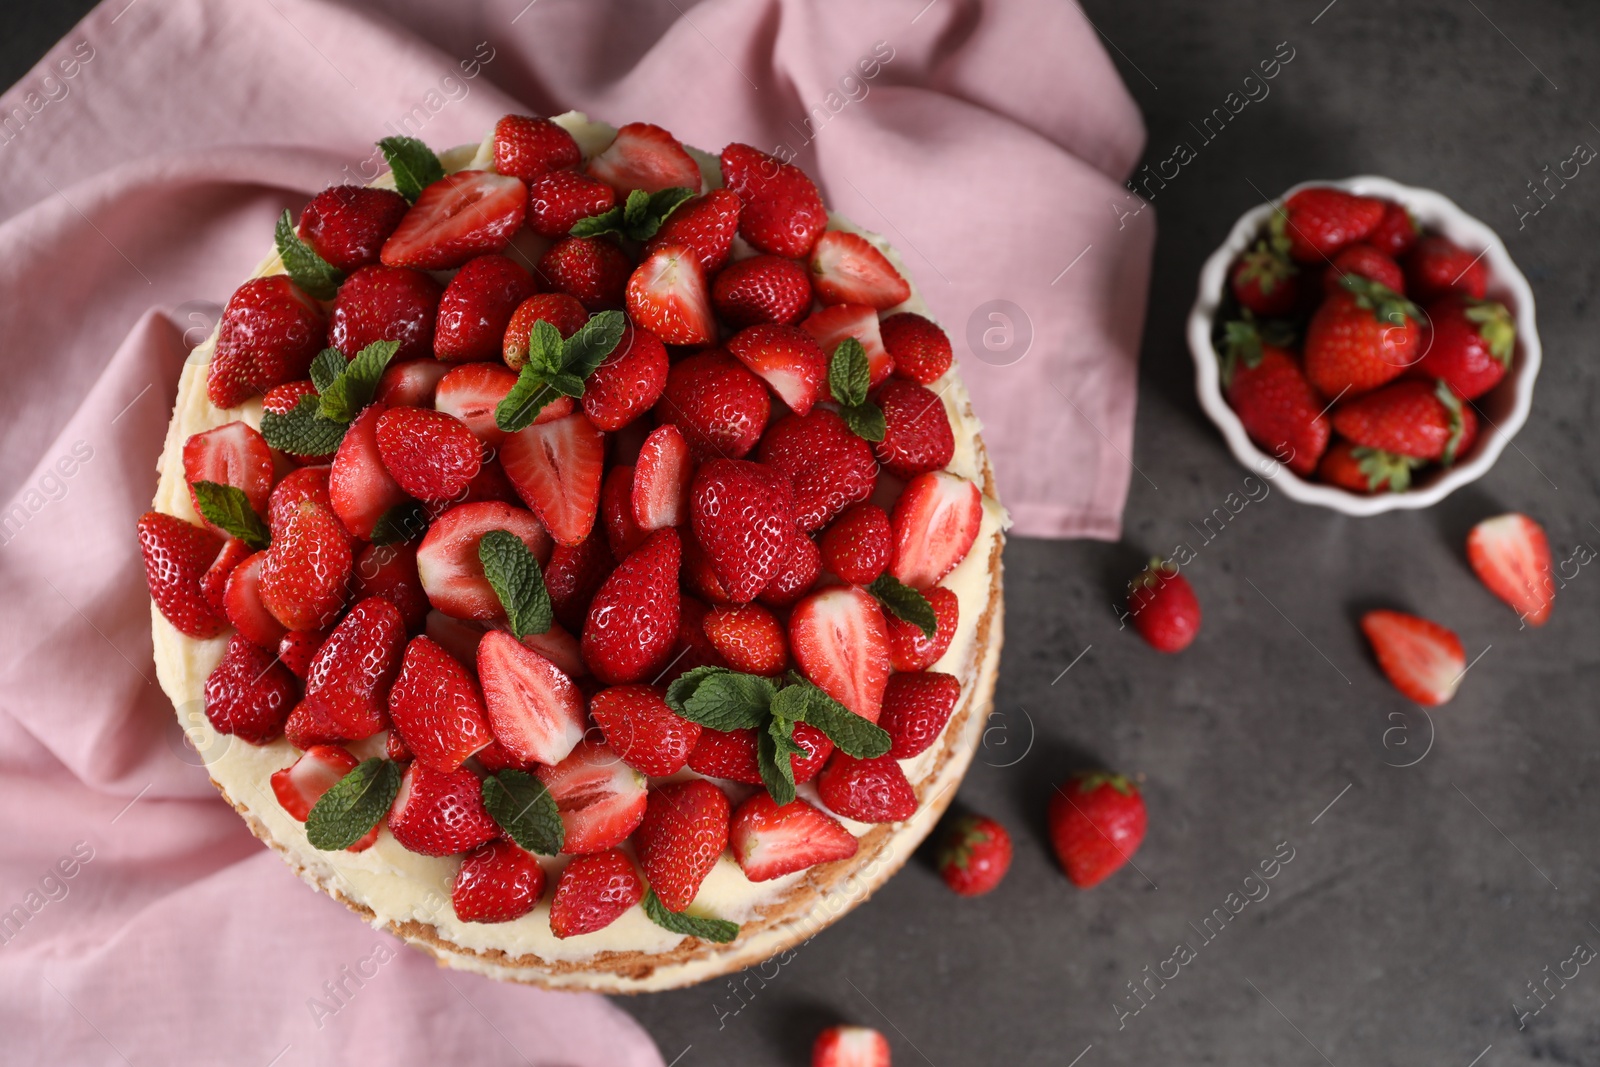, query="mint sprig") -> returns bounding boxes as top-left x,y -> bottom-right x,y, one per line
479,529 -> 553,639
190,480 -> 270,549
305,758 -> 401,851
570,187 -> 697,242
481,769 -> 564,855
261,394 -> 350,457
788,674 -> 893,759
868,574 -> 937,638
319,340 -> 398,423
378,136 -> 445,202
275,211 -> 344,301
828,338 -> 886,442
260,340 -> 399,456
495,311 -> 627,432
641,888 -> 740,942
